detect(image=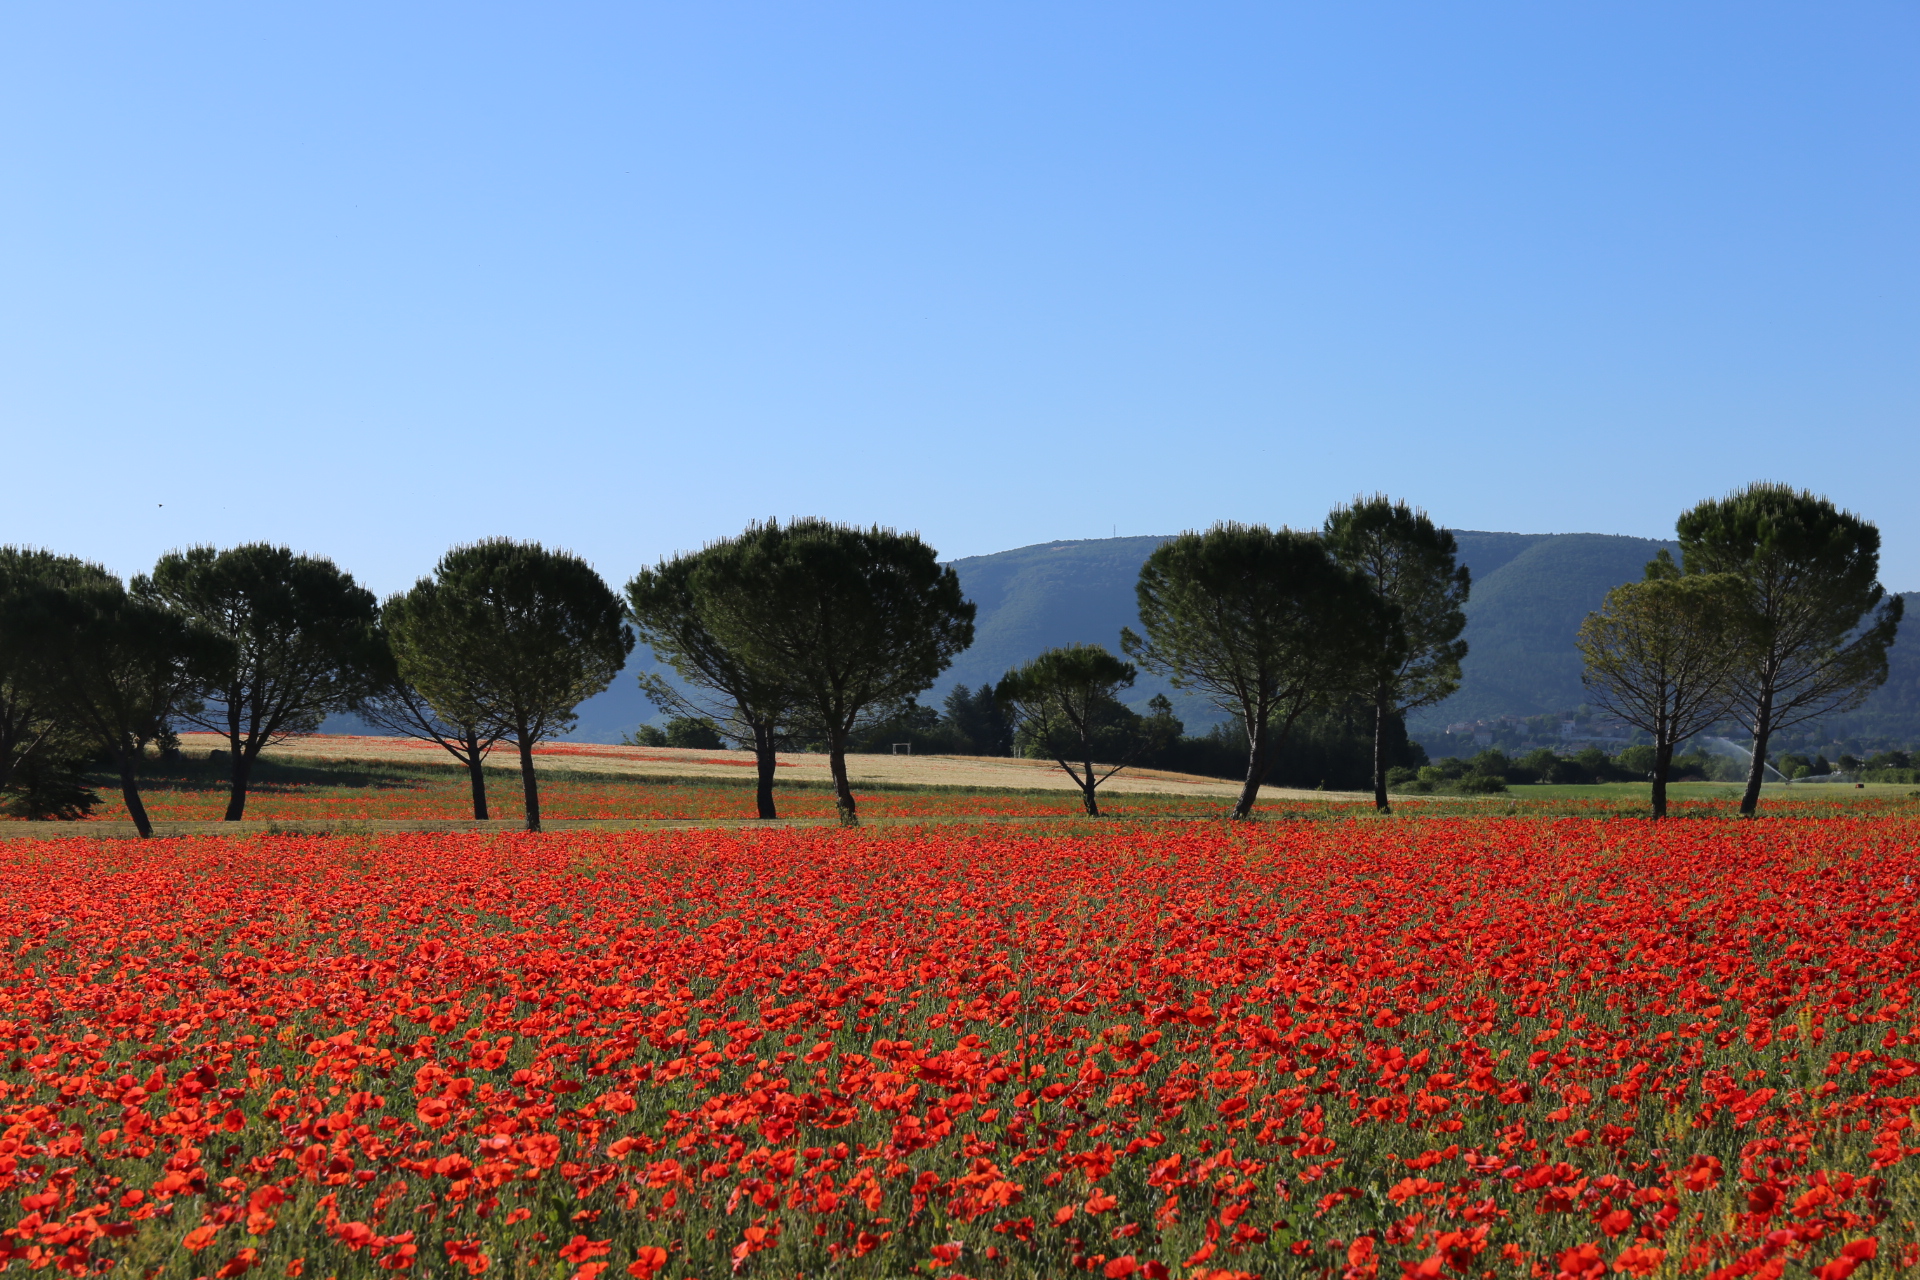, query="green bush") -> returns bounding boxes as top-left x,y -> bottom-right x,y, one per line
1614,744 -> 1656,777
1515,747 -> 1558,783
623,716 -> 729,750
0,755 -> 101,821
663,717 -> 727,750
1456,773 -> 1508,795
1667,751 -> 1712,781
1469,749 -> 1511,780
1702,752 -> 1747,782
